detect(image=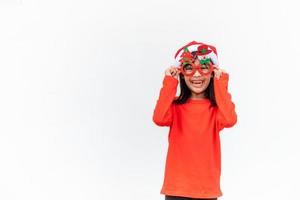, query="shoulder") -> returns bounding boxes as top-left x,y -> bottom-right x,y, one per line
171,96 -> 179,106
